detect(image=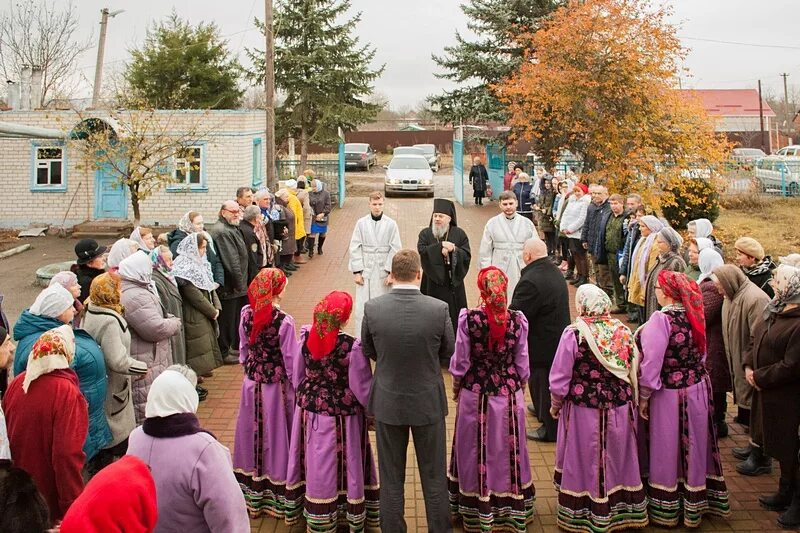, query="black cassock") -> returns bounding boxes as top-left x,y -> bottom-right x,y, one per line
417,225 -> 471,338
